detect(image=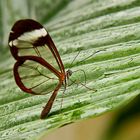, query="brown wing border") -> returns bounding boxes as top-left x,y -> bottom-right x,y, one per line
43,33 -> 65,74
13,56 -> 62,95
